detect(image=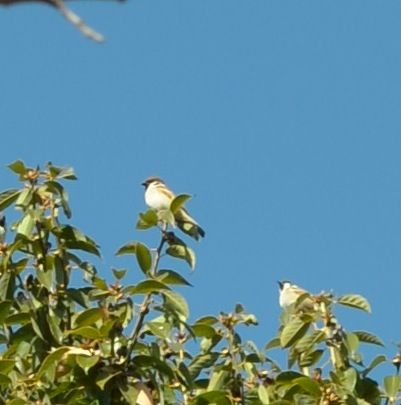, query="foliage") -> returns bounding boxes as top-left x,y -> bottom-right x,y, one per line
0,160 -> 400,404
